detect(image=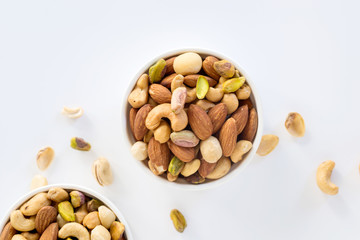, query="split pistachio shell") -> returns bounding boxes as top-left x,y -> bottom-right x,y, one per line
70,137 -> 91,151
285,112 -> 305,137
149,59 -> 167,83
168,156 -> 185,177
181,159 -> 201,177
36,147 -> 55,171
257,135 -> 279,156
222,77 -> 245,93
213,60 -> 235,78
30,175 -> 48,190
196,76 -> 209,99
92,157 -> 113,186
70,191 -> 86,208
62,107 -> 84,119
170,209 -> 187,233
170,130 -> 199,148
